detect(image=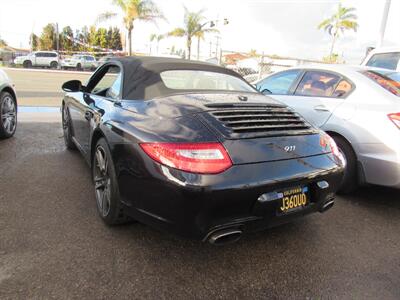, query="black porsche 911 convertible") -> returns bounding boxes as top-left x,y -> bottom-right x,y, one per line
61,57 -> 344,244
